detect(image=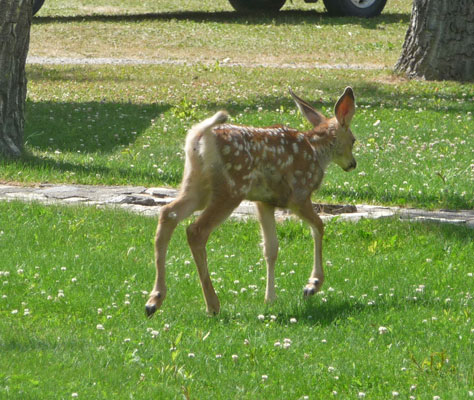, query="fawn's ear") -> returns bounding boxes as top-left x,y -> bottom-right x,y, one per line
289,87 -> 326,127
334,87 -> 355,127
